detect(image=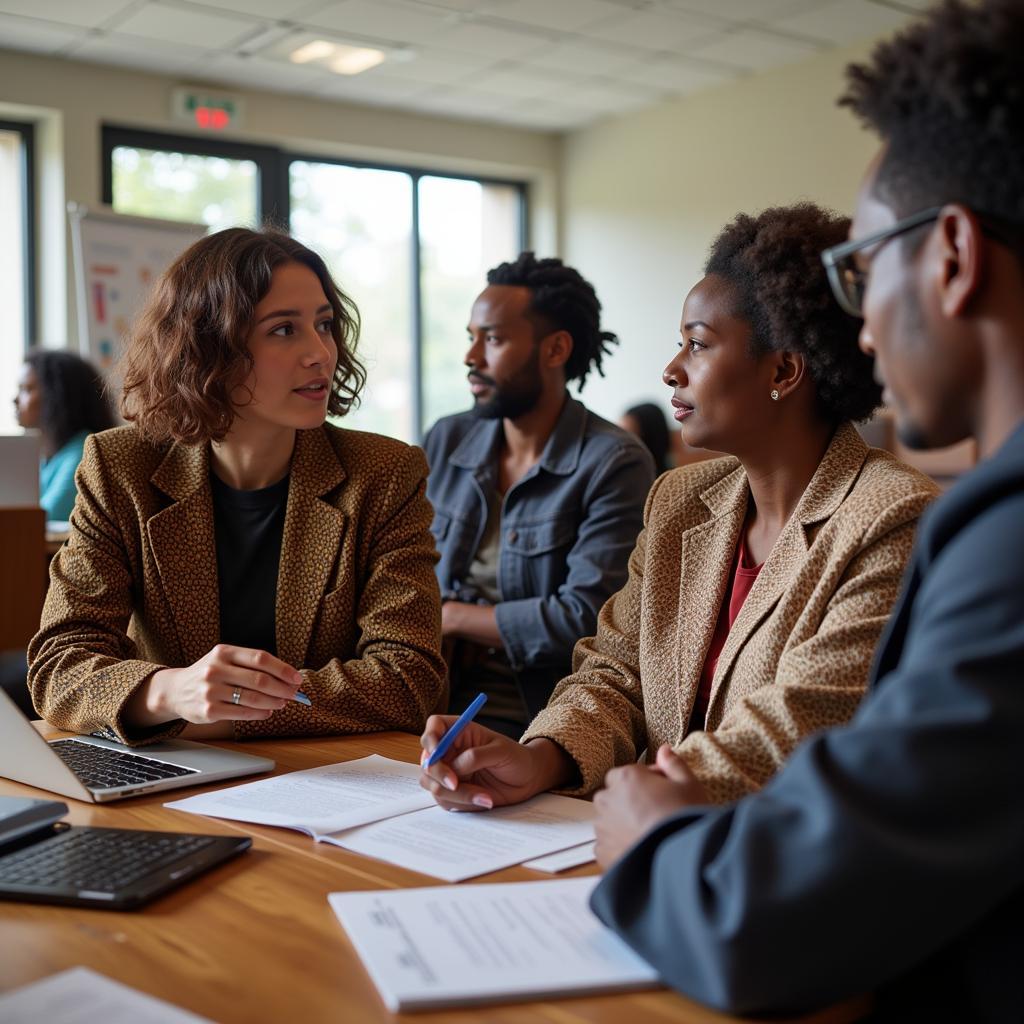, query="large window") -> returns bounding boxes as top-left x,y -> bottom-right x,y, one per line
0,119 -> 34,432
103,126 -> 526,442
111,146 -> 259,233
